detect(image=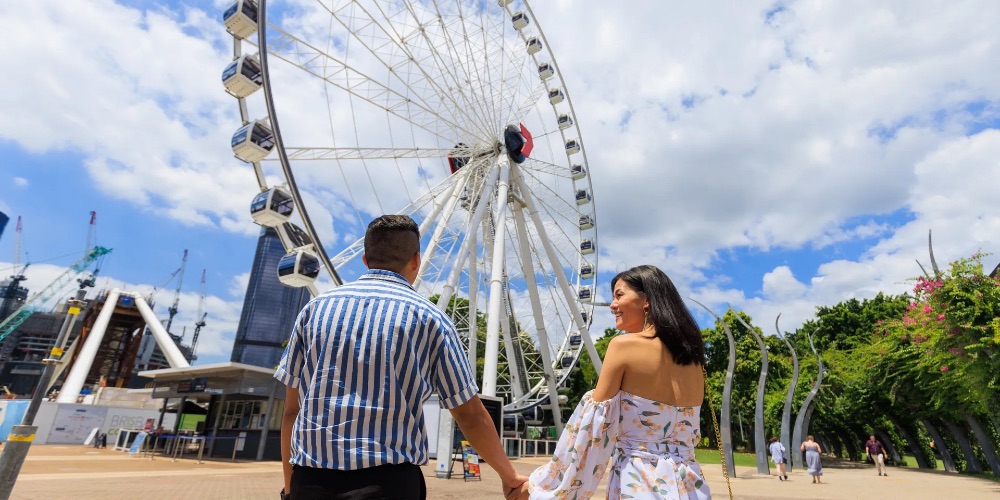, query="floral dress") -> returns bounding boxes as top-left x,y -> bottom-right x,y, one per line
528,390 -> 711,499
